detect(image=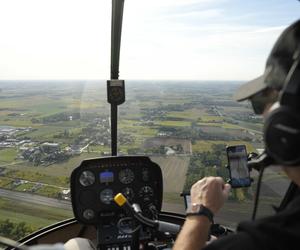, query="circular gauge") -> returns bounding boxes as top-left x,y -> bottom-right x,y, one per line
119,168 -> 135,184
83,209 -> 95,220
122,187 -> 134,202
138,186 -> 154,202
79,171 -> 95,187
100,188 -> 114,205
